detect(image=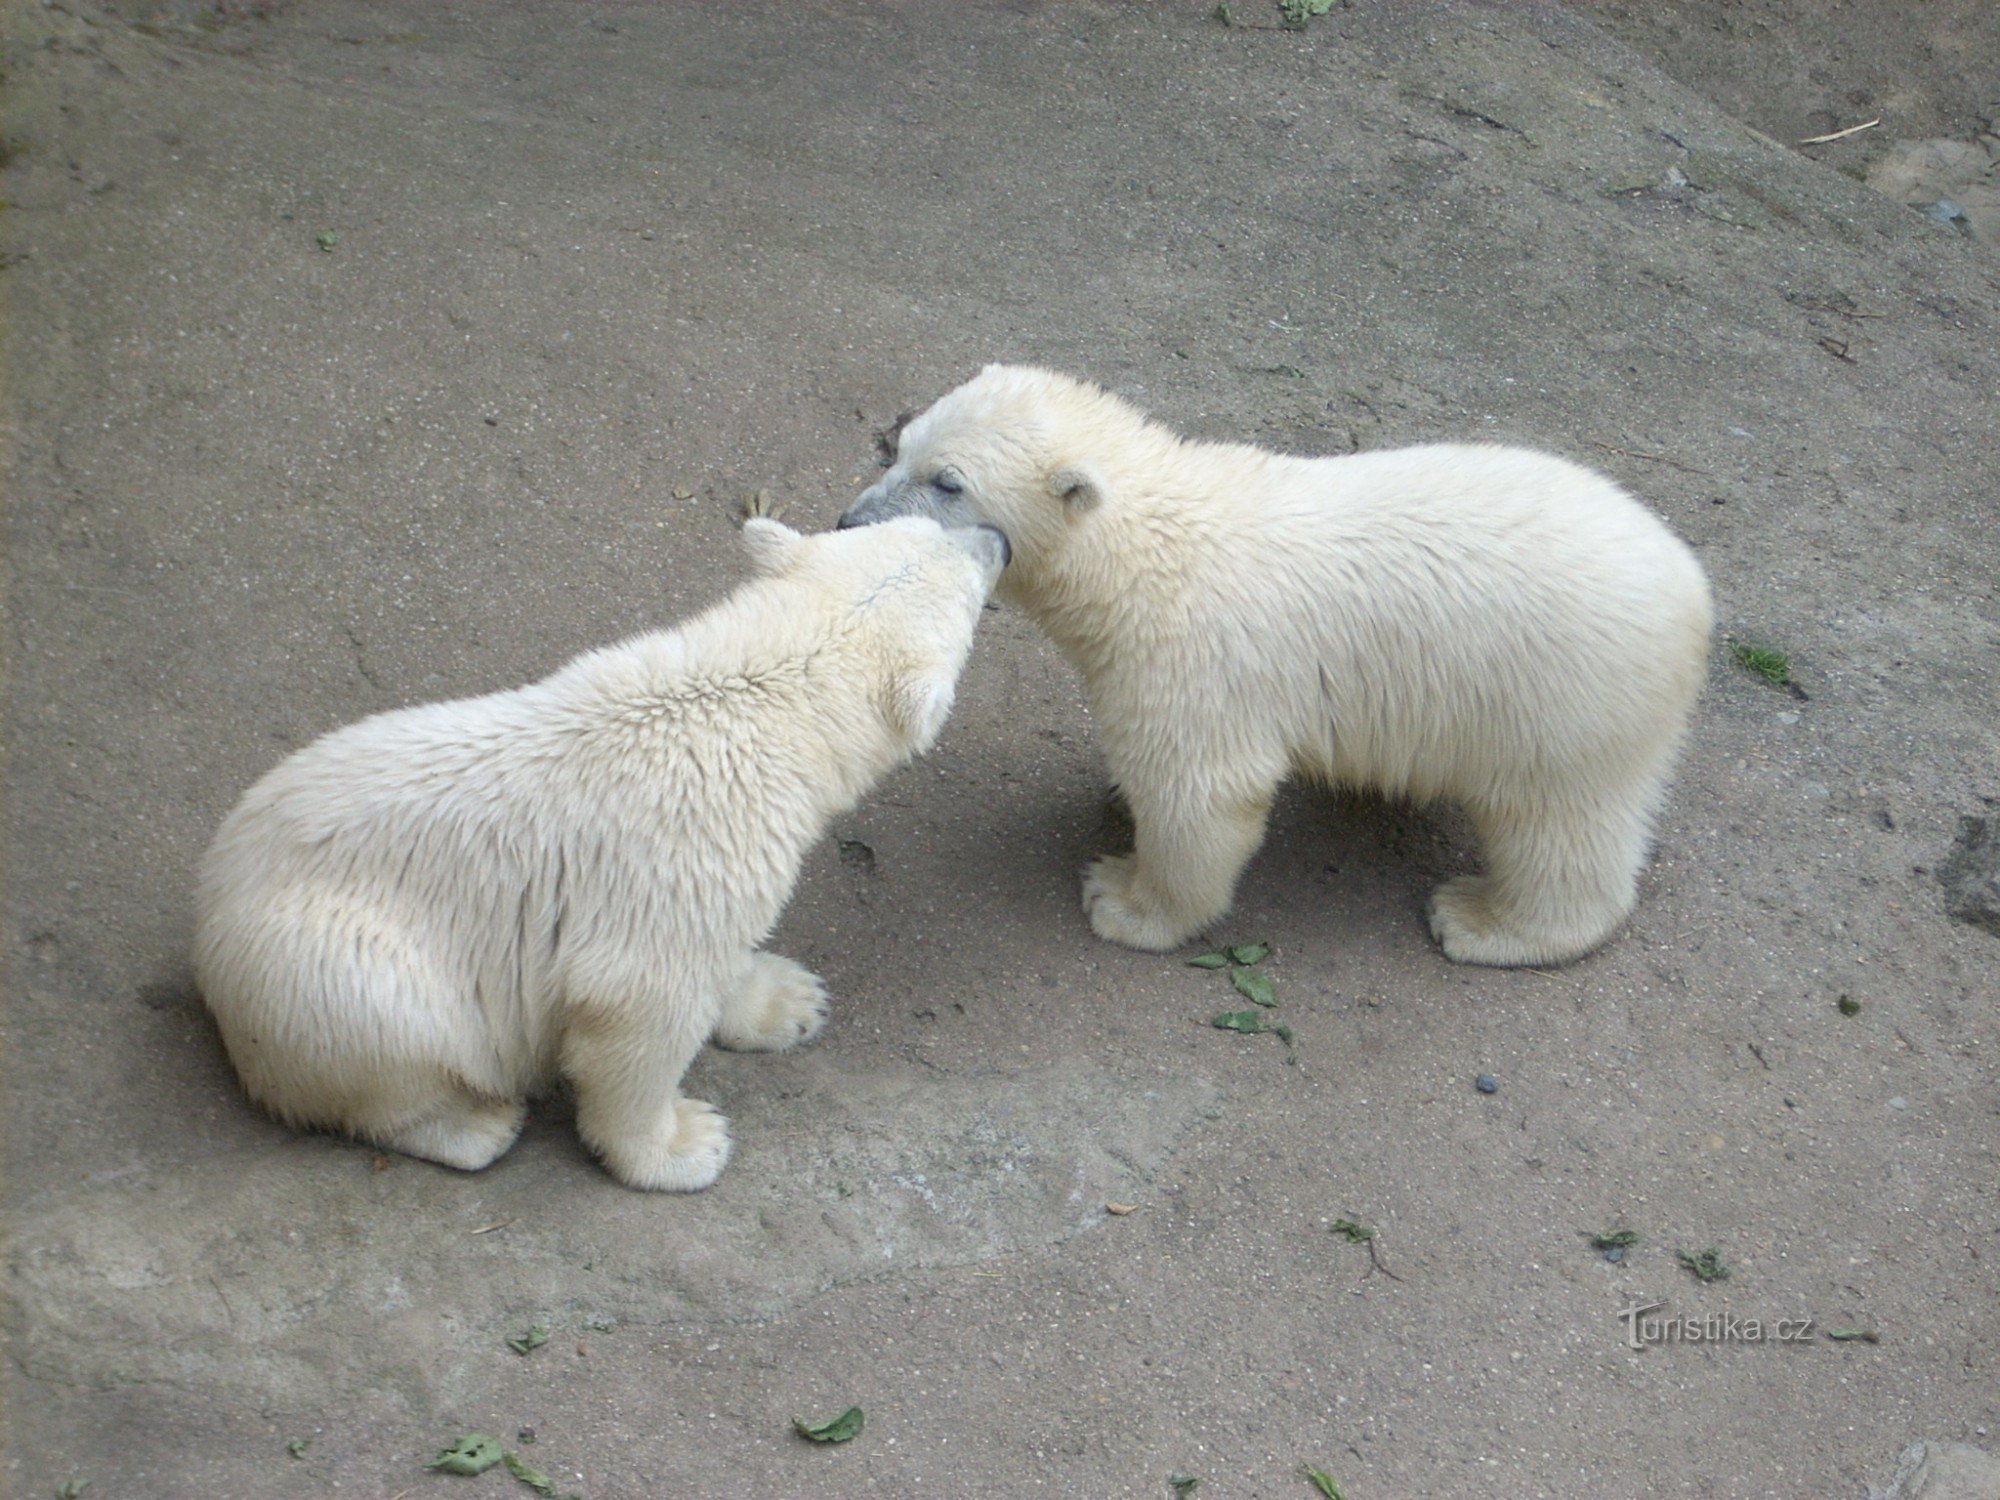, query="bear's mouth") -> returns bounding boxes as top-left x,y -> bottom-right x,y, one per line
976,524 -> 1011,568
